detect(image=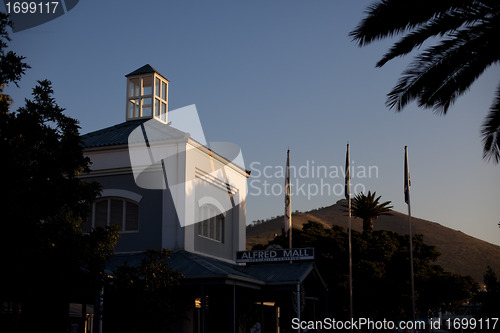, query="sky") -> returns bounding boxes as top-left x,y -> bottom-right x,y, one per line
3,0 -> 500,246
